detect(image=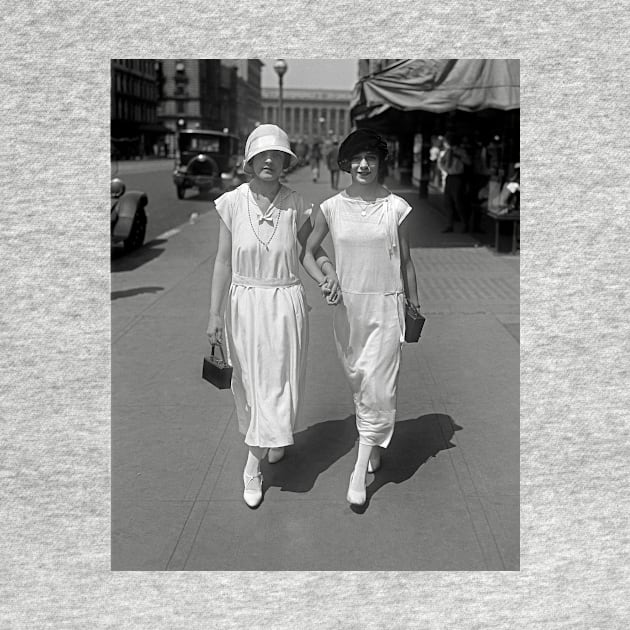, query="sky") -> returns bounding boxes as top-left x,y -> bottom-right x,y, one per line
260,59 -> 358,91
